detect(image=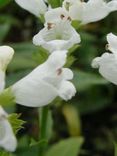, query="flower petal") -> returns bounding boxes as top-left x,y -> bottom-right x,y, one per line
46,50 -> 67,70
11,50 -> 69,107
107,33 -> 117,54
45,7 -> 70,24
0,46 -> 14,92
58,81 -> 76,100
12,78 -> 58,107
0,106 -> 17,152
0,71 -> 5,93
91,57 -> 101,68
0,46 -> 14,71
62,68 -> 74,80
81,0 -> 110,24
107,0 -> 117,11
33,21 -> 81,52
41,40 -> 73,52
15,0 -> 47,17
92,52 -> 117,85
0,119 -> 17,152
63,0 -> 117,24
